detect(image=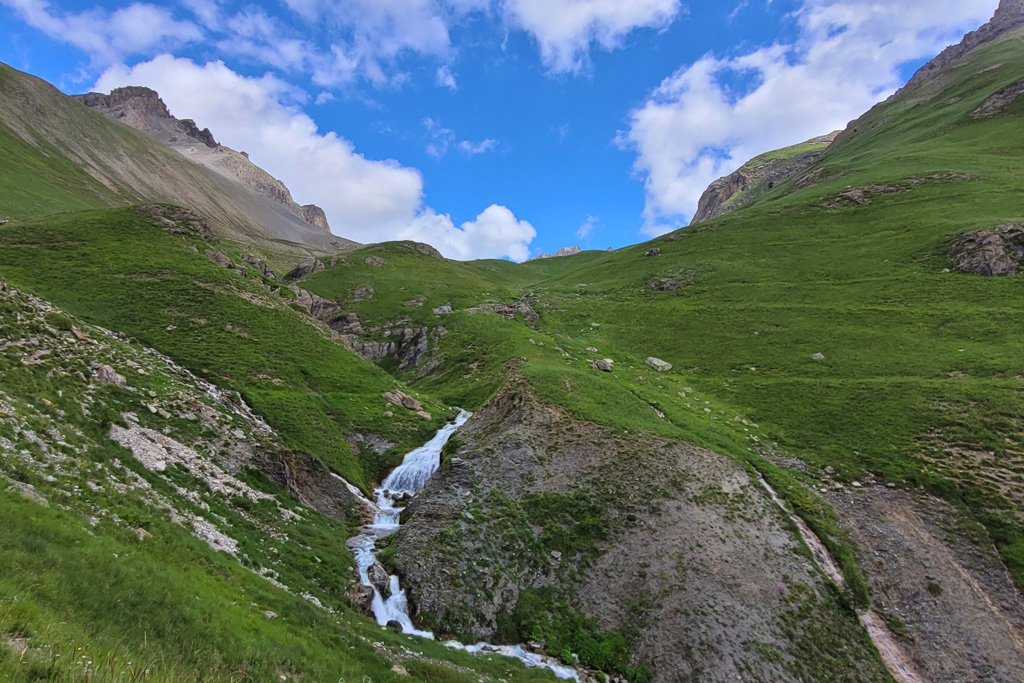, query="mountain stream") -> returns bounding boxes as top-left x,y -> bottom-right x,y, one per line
344,410 -> 581,680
